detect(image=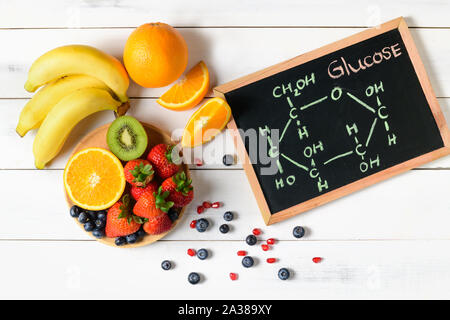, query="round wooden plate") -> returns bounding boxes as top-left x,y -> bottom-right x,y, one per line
65,122 -> 189,248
